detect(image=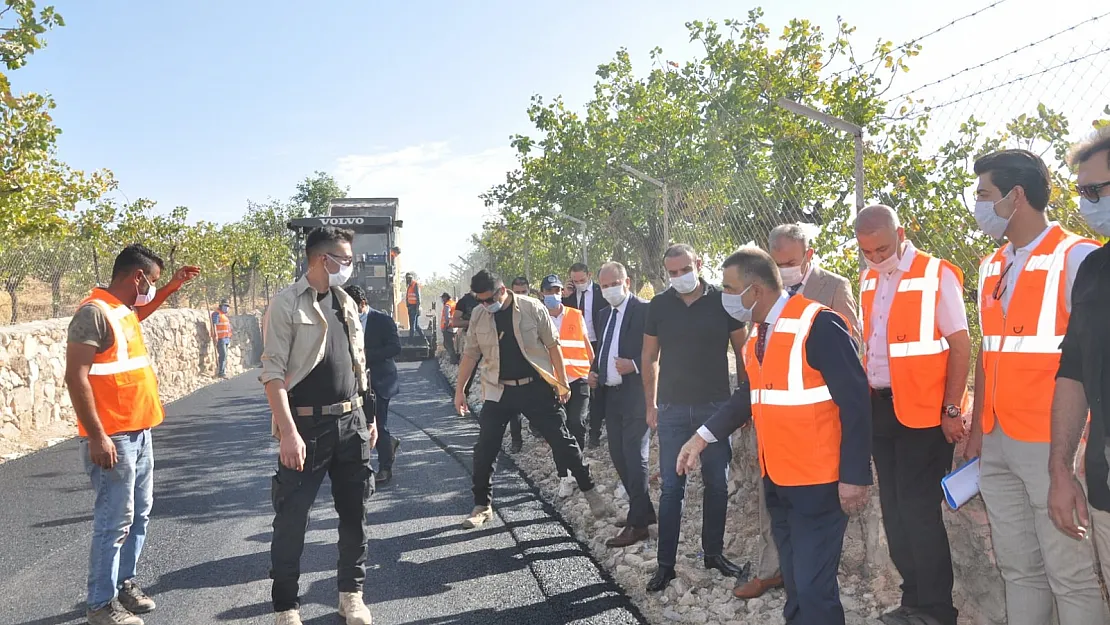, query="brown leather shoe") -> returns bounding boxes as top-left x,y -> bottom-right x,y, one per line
733,572 -> 784,599
605,525 -> 649,548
